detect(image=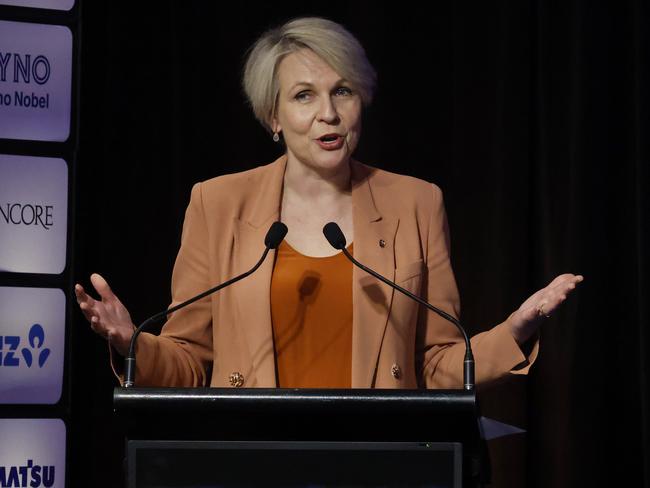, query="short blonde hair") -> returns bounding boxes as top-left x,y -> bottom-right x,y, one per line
242,16 -> 377,133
